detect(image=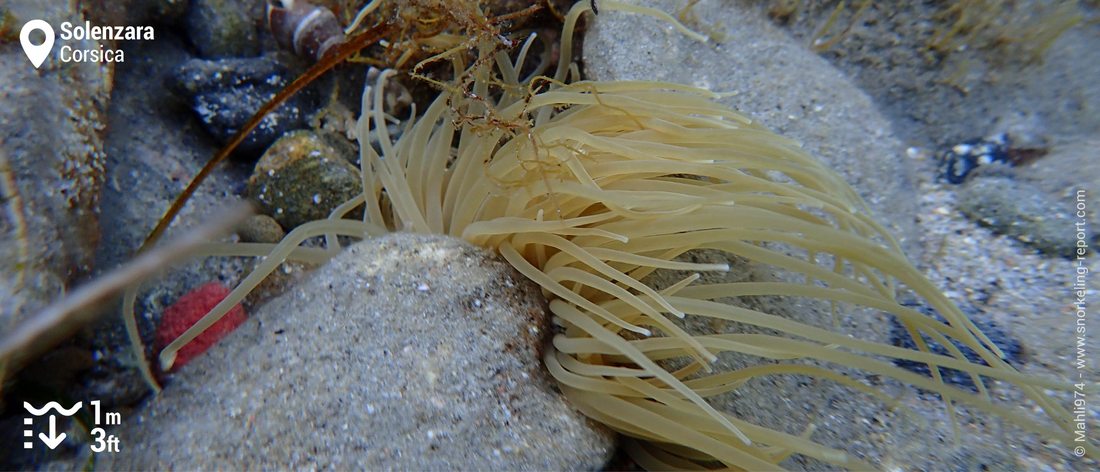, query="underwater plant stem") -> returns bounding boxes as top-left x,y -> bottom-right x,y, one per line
122,283 -> 161,393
